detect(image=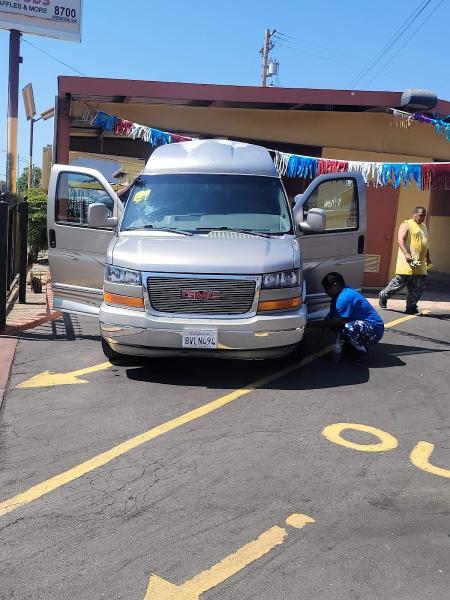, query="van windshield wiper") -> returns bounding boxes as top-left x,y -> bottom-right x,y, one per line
125,225 -> 193,236
194,227 -> 271,239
